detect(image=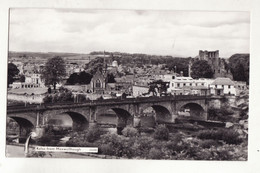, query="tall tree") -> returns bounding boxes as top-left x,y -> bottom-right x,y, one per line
66,73 -> 79,85
191,60 -> 214,79
166,58 -> 189,76
78,71 -> 93,84
107,73 -> 116,83
229,54 -> 249,84
19,74 -> 25,82
41,56 -> 66,90
8,63 -> 19,87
